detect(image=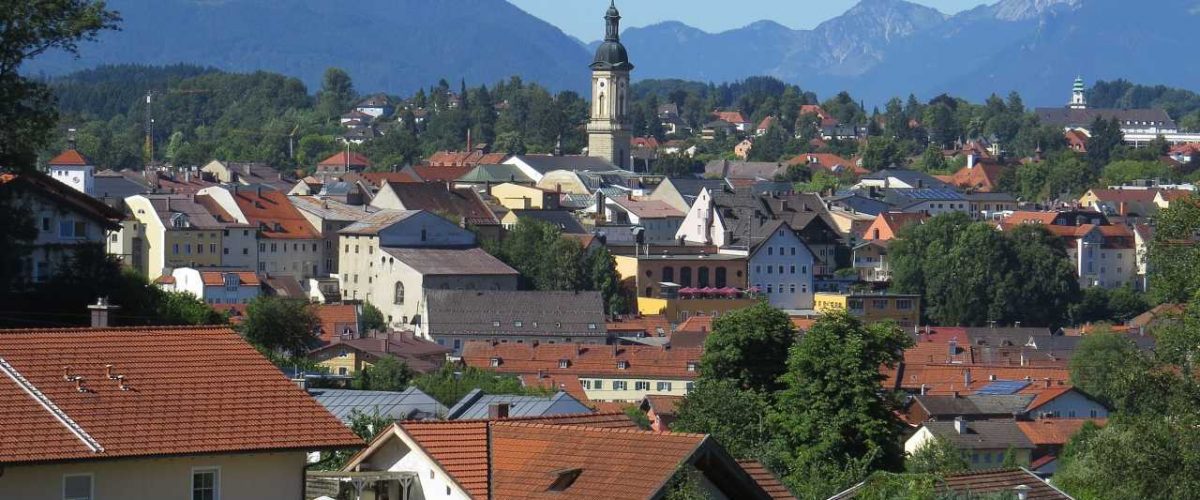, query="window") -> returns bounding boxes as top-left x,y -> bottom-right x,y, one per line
697,267 -> 710,287
173,243 -> 180,254
490,357 -> 501,367
755,265 -> 761,274
559,359 -> 569,368
338,367 -> 348,375
680,267 -> 692,286
63,474 -> 92,500
1090,409 -> 1098,418
897,299 -> 913,311
872,299 -> 888,310
453,339 -> 462,350
767,266 -> 773,275
492,320 -> 501,327
778,265 -> 784,274
767,247 -> 773,256
197,244 -> 204,255
635,381 -> 650,391
617,360 -> 629,370
662,266 -> 674,282
790,265 -> 796,274
588,323 -> 597,330
686,382 -> 694,392
790,247 -> 796,256
715,267 -> 727,287
656,382 -> 672,391
593,379 -> 603,390
687,361 -> 698,372
394,282 -> 405,305
790,284 -> 796,294
192,468 -> 219,500
515,321 -> 524,328
613,381 -> 628,390
42,217 -> 50,231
